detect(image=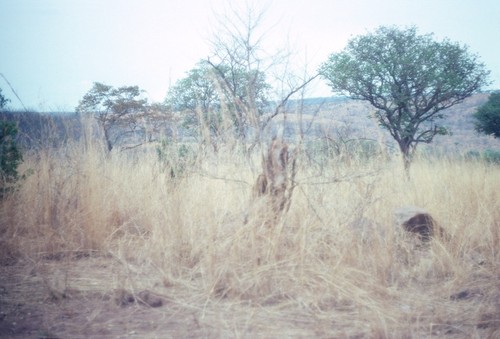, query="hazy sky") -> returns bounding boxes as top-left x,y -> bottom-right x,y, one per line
1,0 -> 499,111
